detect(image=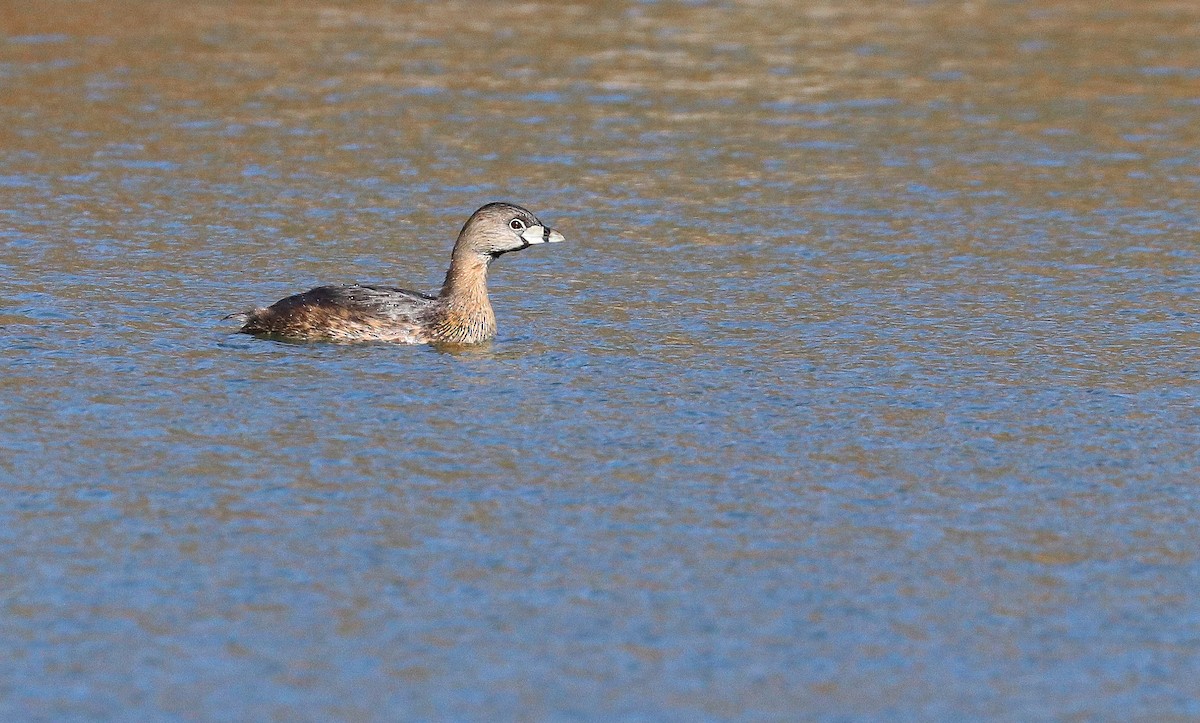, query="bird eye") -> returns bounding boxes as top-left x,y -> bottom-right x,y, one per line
509,219 -> 526,231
